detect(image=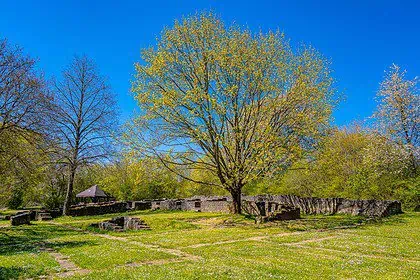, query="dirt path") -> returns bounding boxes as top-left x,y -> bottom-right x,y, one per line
95,232 -> 202,261
43,220 -> 418,279
35,244 -> 90,279
49,222 -> 202,263
183,231 -> 306,248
